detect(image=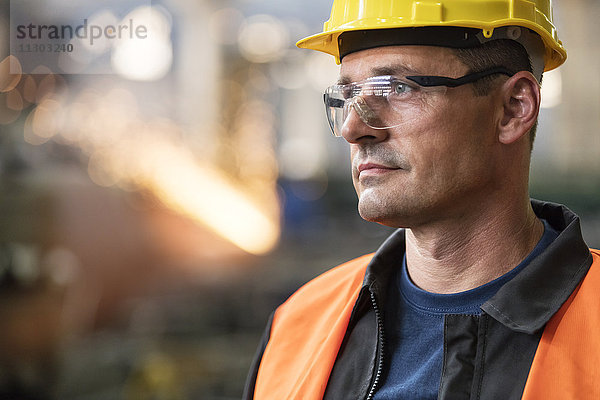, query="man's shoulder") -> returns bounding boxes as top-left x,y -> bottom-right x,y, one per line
297,252 -> 374,292
278,253 -> 375,313
322,252 -> 375,277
